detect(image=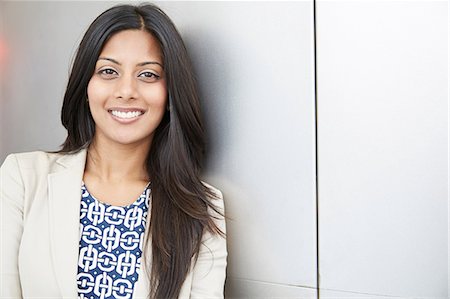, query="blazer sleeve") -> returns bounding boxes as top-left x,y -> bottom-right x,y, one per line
190,188 -> 227,298
0,154 -> 24,298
